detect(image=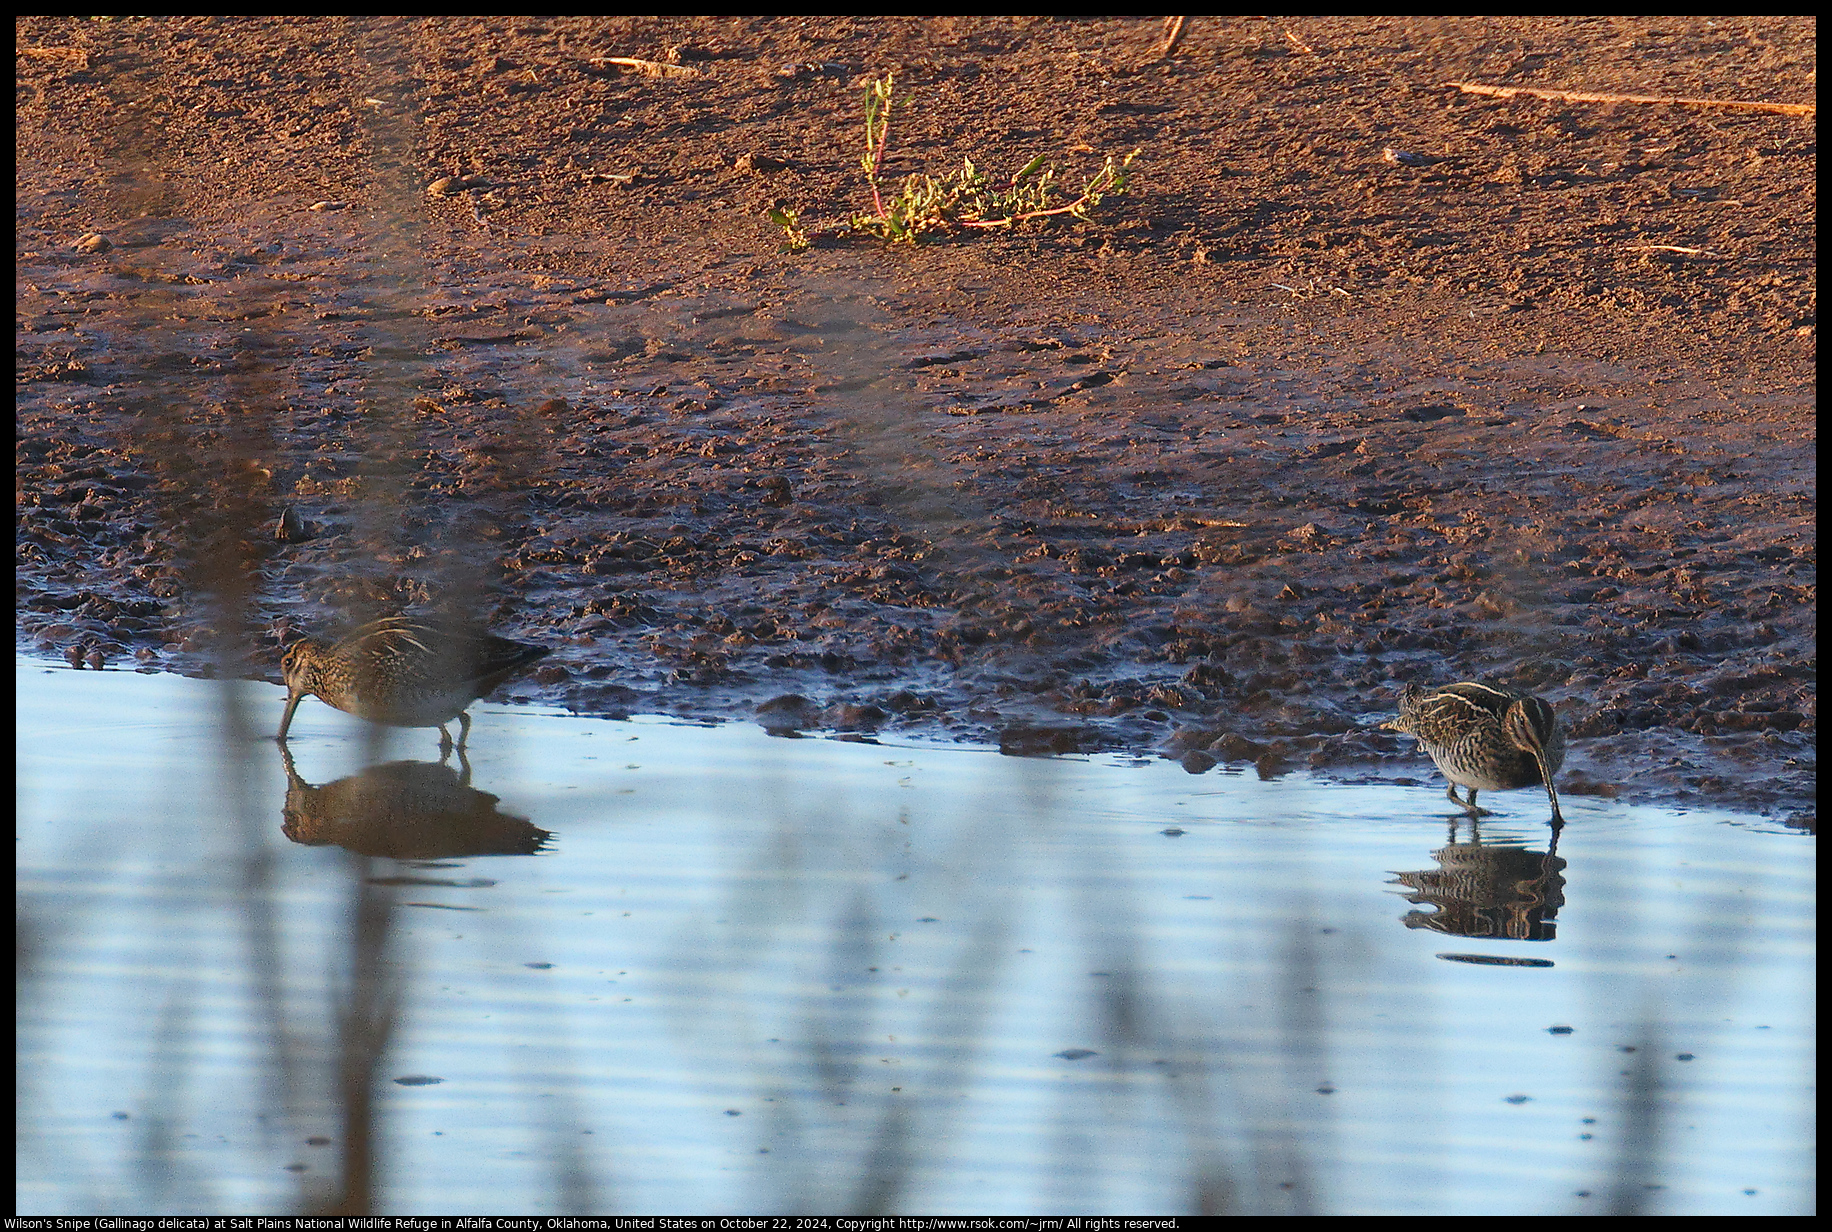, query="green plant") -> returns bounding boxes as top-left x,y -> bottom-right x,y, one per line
766,204 -> 811,254
765,73 -> 1139,249
851,74 -> 1138,243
